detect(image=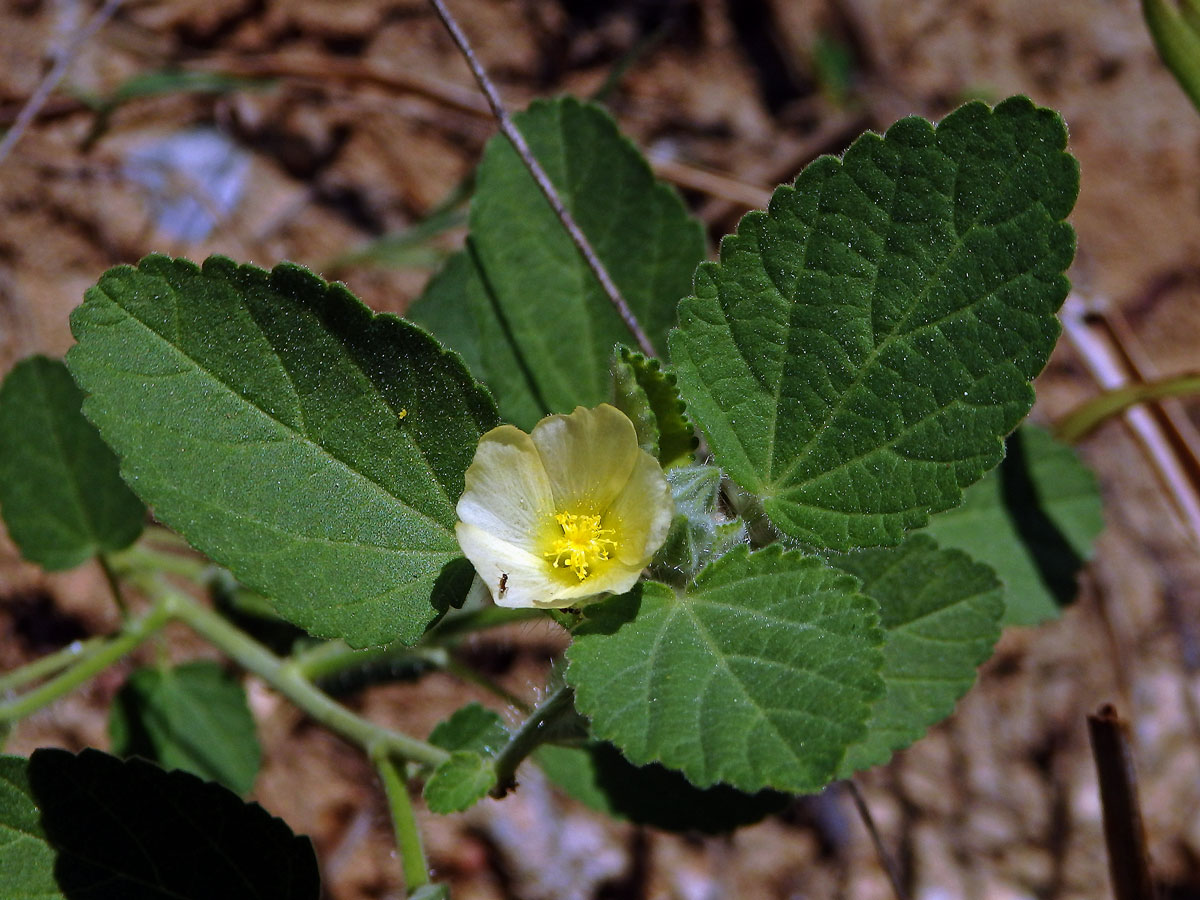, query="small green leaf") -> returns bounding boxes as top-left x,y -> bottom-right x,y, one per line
0,756 -> 63,900
923,424 -> 1103,625
410,96 -> 706,428
611,346 -> 697,468
67,255 -> 497,648
429,702 -> 509,755
651,465 -> 746,583
670,96 -> 1078,550
830,534 -> 1003,776
537,742 -> 789,833
0,356 -> 145,570
0,748 -> 318,899
109,661 -> 261,795
423,751 -> 496,814
566,546 -> 884,794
